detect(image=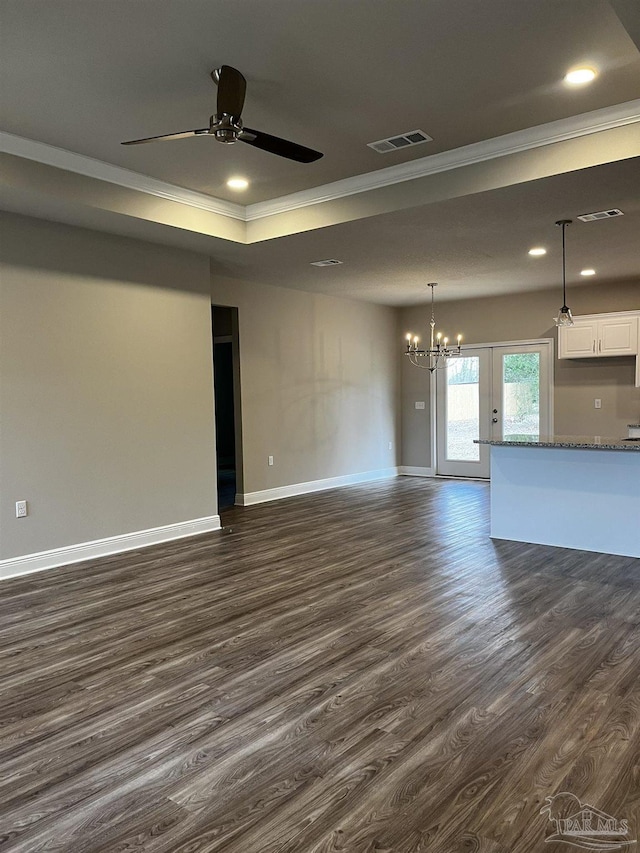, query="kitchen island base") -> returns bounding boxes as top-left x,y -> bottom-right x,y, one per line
488,444 -> 640,558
